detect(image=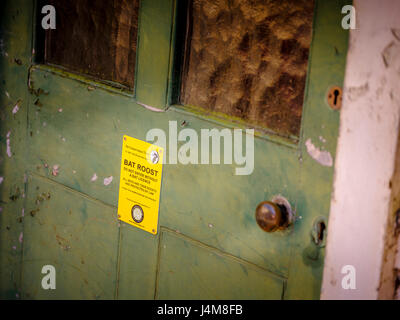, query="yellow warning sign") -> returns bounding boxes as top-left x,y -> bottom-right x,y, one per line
117,135 -> 164,235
